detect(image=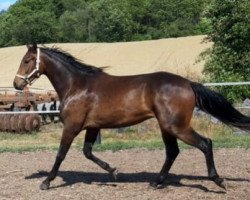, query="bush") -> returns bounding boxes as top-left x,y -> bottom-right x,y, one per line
203,0 -> 250,102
